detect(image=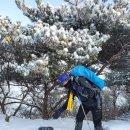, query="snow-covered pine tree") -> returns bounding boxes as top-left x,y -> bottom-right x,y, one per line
15,0 -> 130,31
13,0 -> 130,119
105,53 -> 130,117
104,68 -> 130,119
15,0 -> 109,118
0,0 -> 129,119
0,16 -> 34,121
15,0 -> 130,67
